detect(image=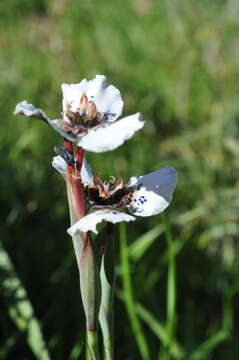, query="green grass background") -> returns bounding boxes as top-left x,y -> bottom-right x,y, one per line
1,0 -> 239,359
